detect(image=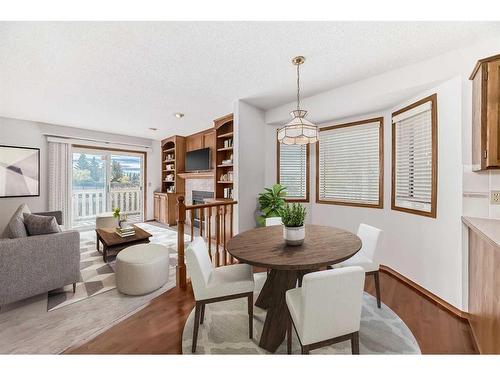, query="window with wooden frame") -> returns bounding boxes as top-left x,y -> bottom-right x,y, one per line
391,94 -> 437,218
316,117 -> 384,208
276,138 -> 310,202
